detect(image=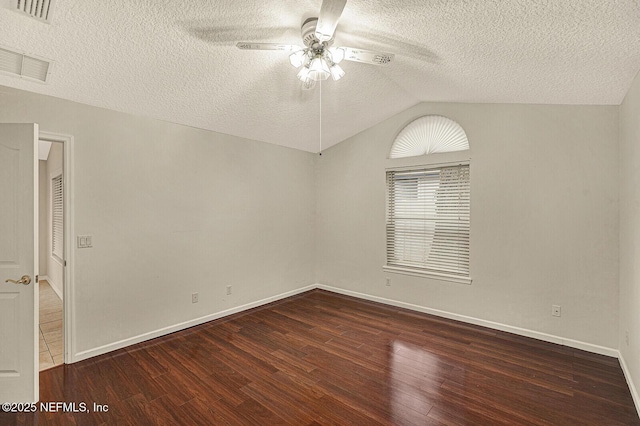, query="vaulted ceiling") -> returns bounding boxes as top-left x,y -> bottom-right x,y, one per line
1,0 -> 639,152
